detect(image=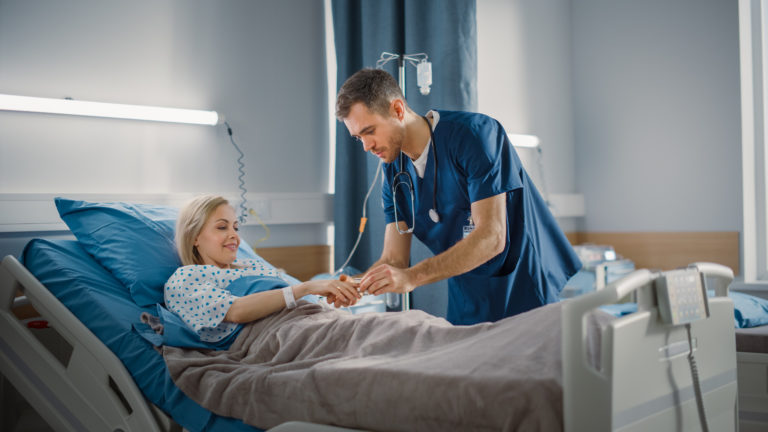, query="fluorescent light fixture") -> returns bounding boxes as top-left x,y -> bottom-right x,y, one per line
508,133 -> 540,148
0,93 -> 219,125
